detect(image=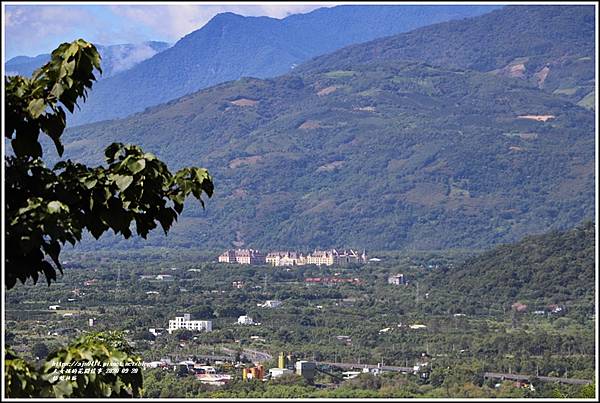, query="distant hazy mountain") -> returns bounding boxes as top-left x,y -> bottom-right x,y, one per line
5,41 -> 171,78
60,5 -> 595,252
298,5 -> 595,108
5,54 -> 50,76
65,5 -> 500,126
